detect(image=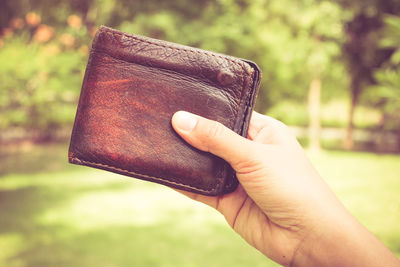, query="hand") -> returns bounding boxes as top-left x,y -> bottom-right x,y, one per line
171,111 -> 400,267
